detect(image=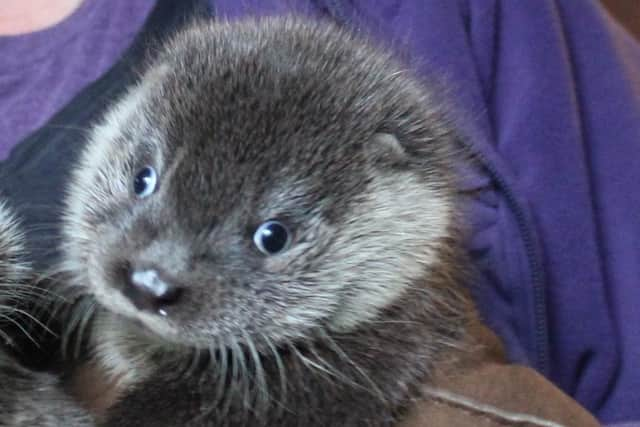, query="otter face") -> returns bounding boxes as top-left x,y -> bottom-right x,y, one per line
63,19 -> 457,349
